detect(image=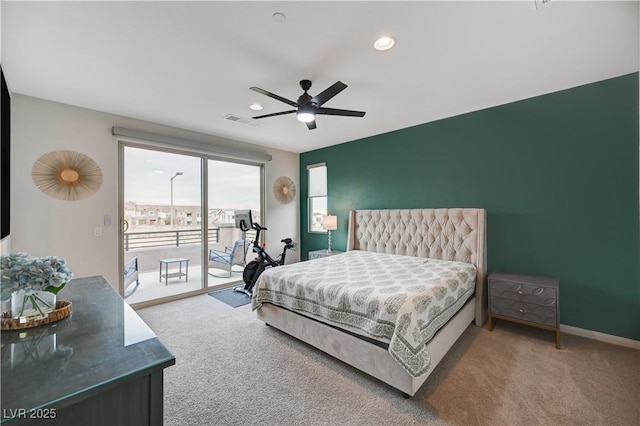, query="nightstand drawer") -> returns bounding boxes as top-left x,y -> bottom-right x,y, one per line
489,279 -> 557,307
488,272 -> 561,348
490,297 -> 558,327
